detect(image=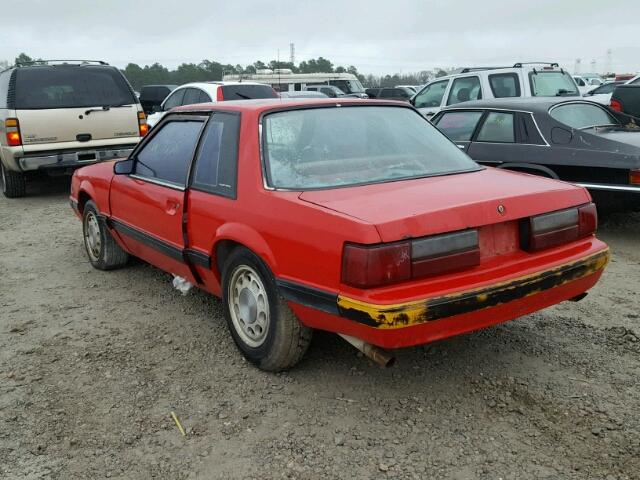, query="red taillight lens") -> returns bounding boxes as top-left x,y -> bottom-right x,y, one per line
342,242 -> 411,288
610,99 -> 623,112
521,203 -> 597,252
5,118 -> 21,146
216,88 -> 224,101
630,170 -> 640,185
137,111 -> 148,137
